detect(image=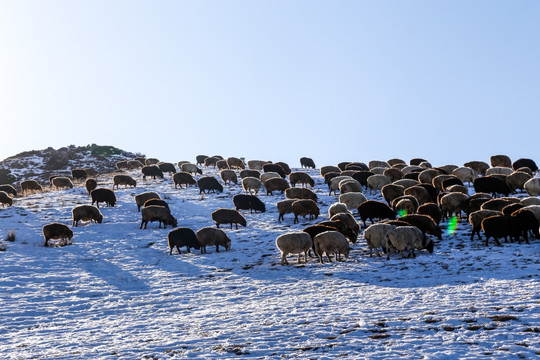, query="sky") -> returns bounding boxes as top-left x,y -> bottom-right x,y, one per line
1,1 -> 539,168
